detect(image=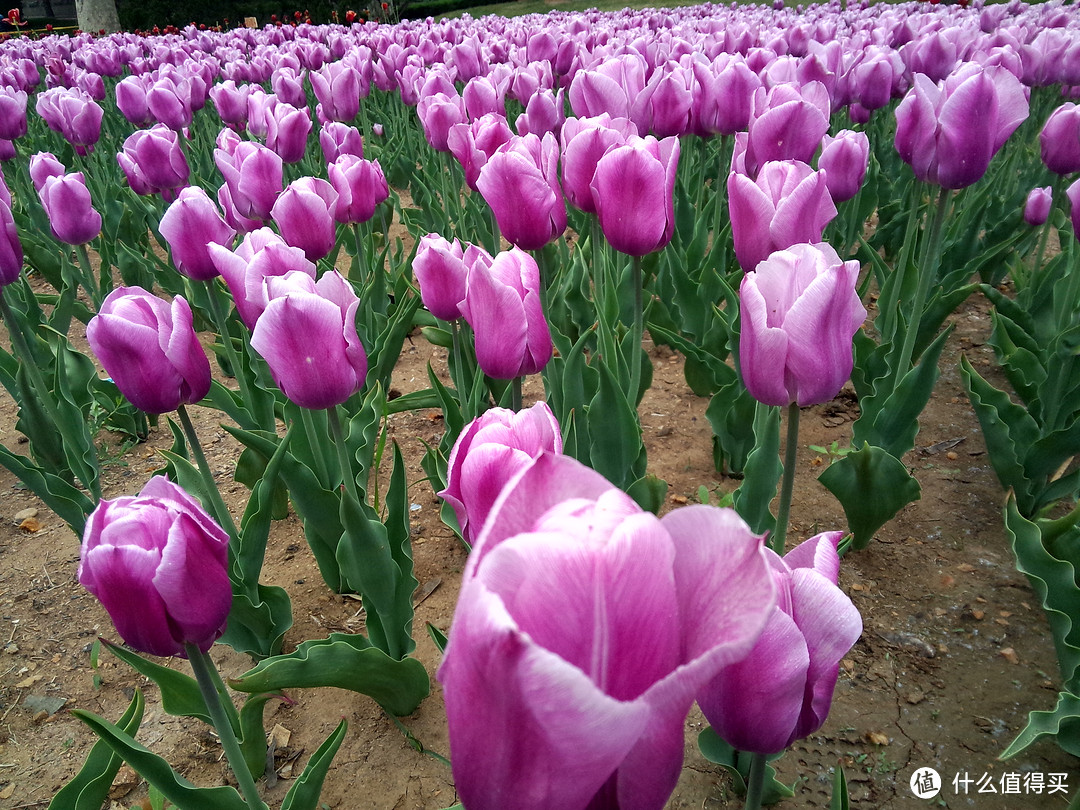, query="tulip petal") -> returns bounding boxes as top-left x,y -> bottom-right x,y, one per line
727,171 -> 775,272
460,258 -> 528,379
738,276 -> 792,407
782,530 -> 843,581
592,144 -> 668,257
459,444 -> 533,541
